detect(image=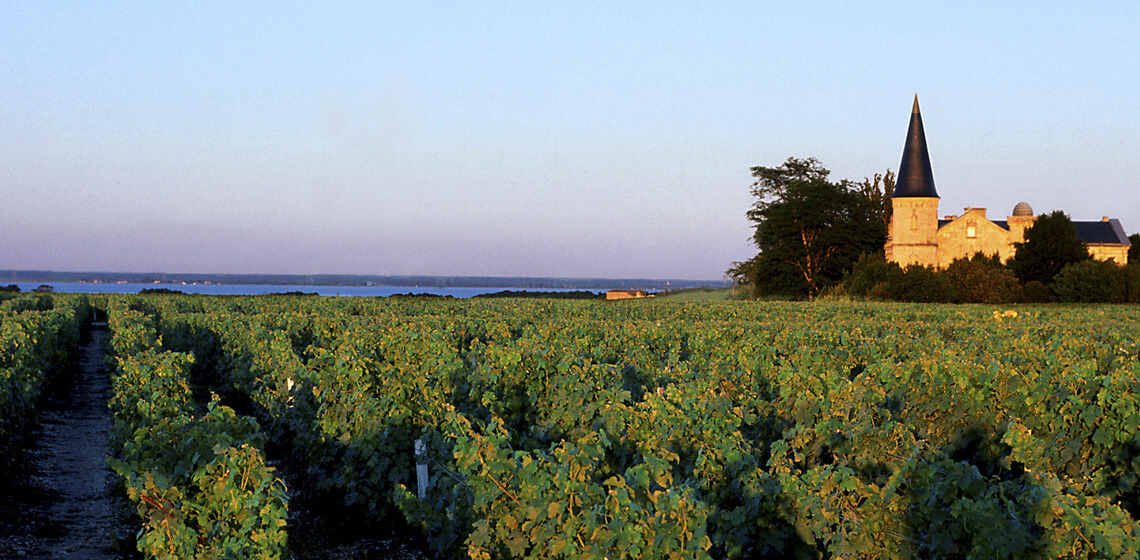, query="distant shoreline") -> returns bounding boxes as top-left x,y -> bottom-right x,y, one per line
0,270 -> 727,292
6,282 -> 623,298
